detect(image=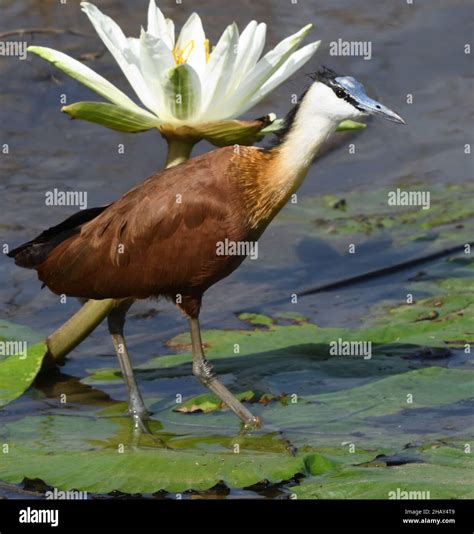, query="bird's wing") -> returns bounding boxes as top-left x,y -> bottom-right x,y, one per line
37,147 -> 247,299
